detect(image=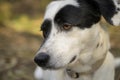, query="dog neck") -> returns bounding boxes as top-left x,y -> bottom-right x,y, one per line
66,55 -> 106,79
66,23 -> 110,79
